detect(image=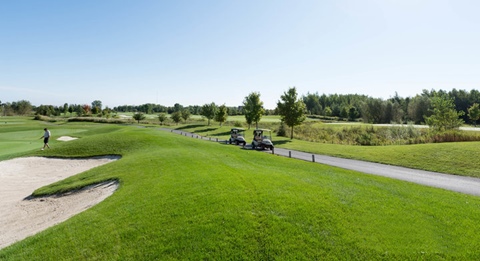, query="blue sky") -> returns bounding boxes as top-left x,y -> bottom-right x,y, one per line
1,0 -> 479,109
